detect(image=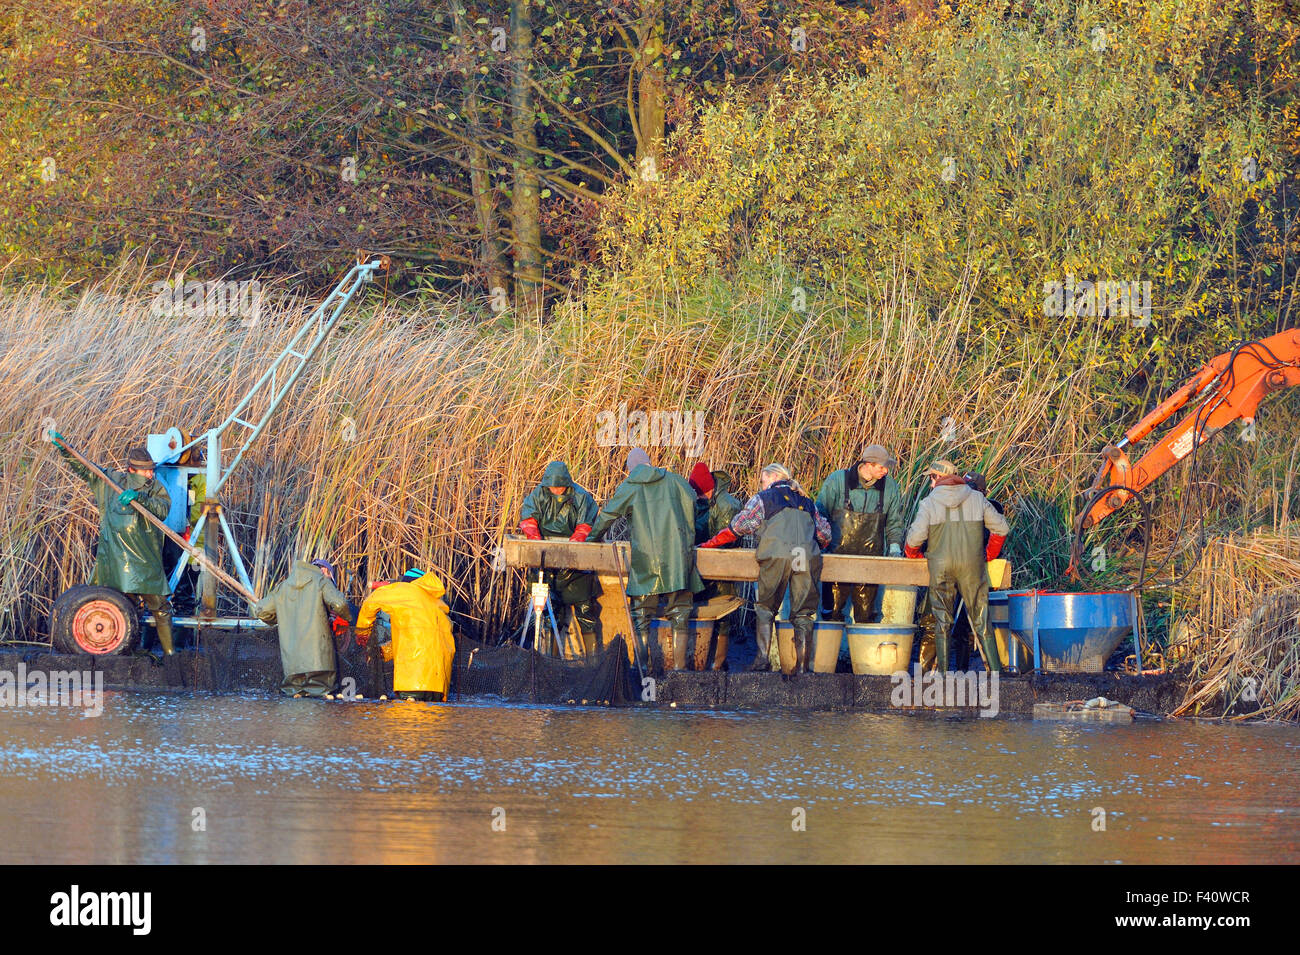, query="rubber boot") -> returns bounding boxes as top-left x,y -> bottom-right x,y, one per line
750,611 -> 773,671
670,624 -> 689,671
934,631 -> 950,673
631,609 -> 660,676
793,619 -> 815,674
151,598 -> 176,655
980,632 -> 1002,673
711,623 -> 729,671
